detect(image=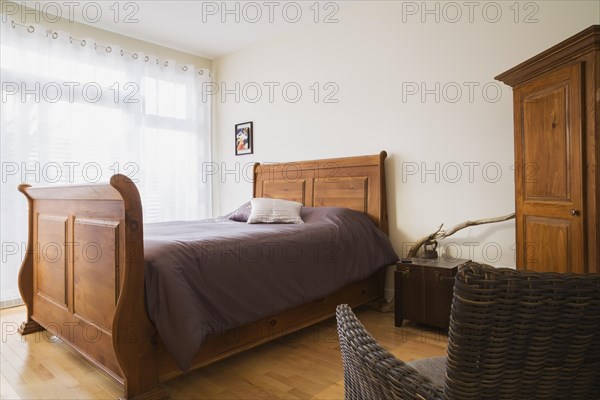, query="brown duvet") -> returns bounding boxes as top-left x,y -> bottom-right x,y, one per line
143,207 -> 398,370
